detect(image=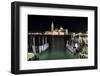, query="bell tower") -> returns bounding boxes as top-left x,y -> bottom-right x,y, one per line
51,21 -> 54,32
